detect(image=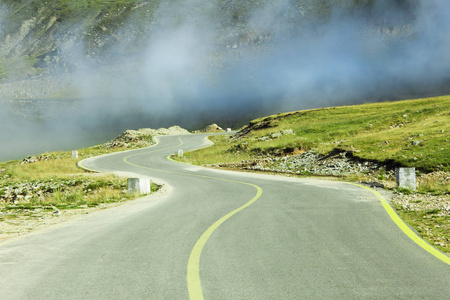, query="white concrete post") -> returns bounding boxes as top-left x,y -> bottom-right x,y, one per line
127,178 -> 151,195
396,167 -> 416,191
72,151 -> 78,159
177,149 -> 184,157
227,128 -> 232,132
